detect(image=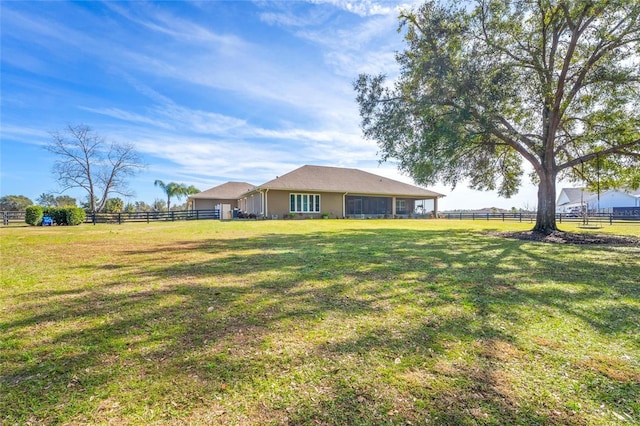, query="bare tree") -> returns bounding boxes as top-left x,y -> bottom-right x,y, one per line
47,124 -> 145,213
